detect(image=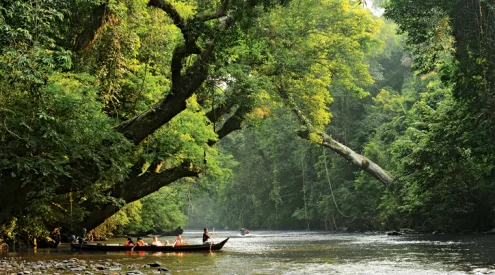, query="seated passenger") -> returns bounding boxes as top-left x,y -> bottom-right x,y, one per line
125,237 -> 135,246
77,228 -> 88,244
173,234 -> 189,247
136,237 -> 148,246
152,236 -> 169,246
